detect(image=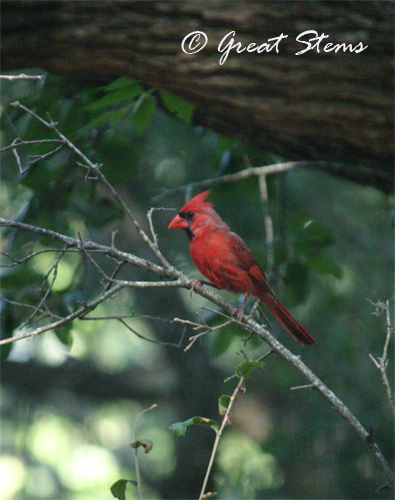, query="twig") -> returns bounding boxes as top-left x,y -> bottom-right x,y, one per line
0,74 -> 44,81
0,284 -> 123,345
258,172 -> 275,279
0,247 -> 79,268
291,383 -> 315,391
117,317 -> 183,348
199,376 -> 245,500
147,207 -> 175,248
21,145 -> 63,175
132,404 -> 157,500
0,138 -> 63,153
368,299 -> 395,415
0,295 -> 61,320
19,247 -> 68,329
81,313 -> 186,347
241,153 -> 275,279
